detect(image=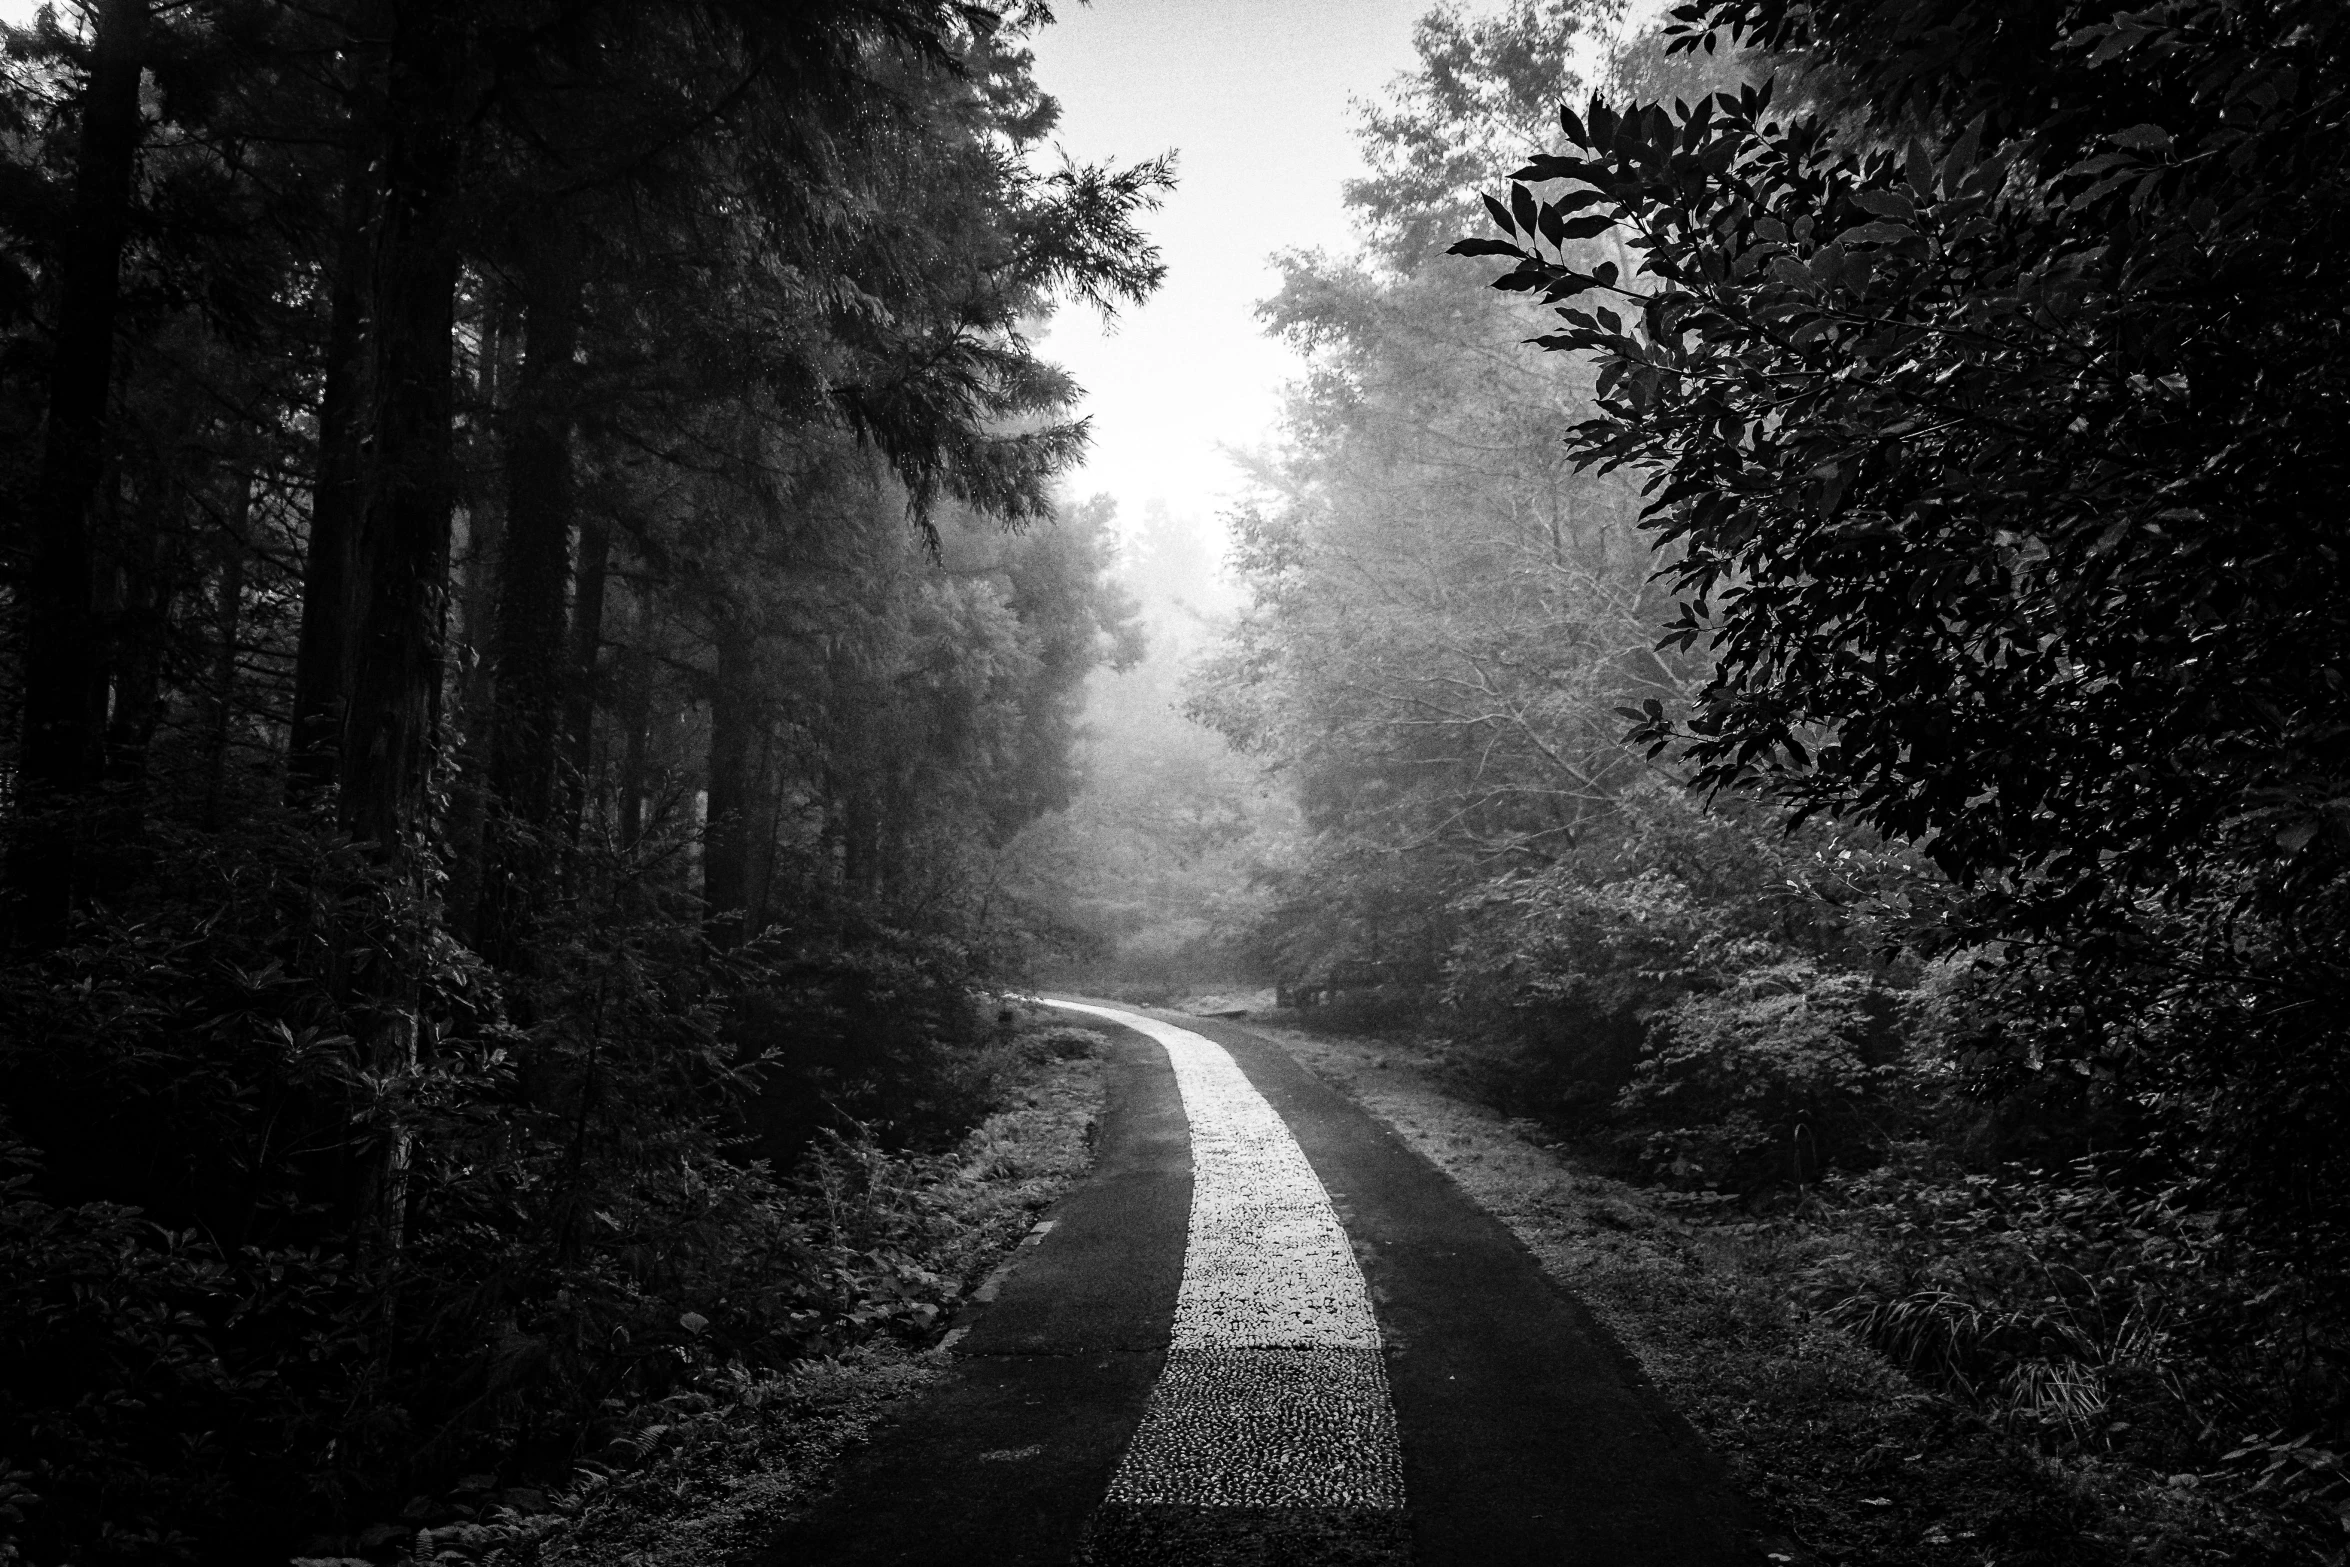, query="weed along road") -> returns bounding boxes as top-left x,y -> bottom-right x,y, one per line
758,1003 -> 1757,1566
